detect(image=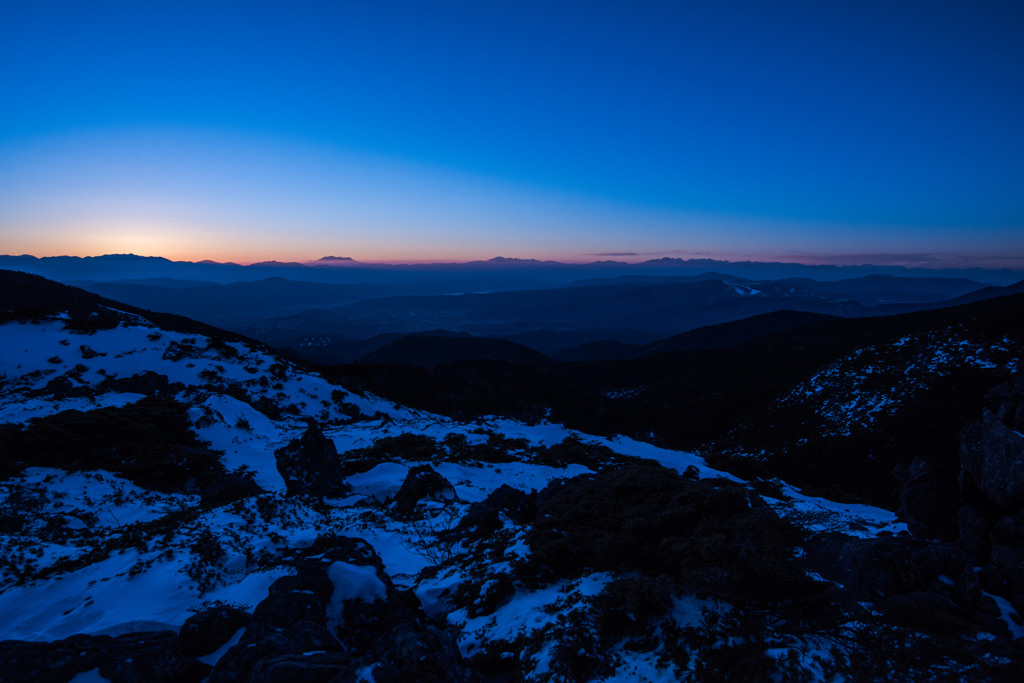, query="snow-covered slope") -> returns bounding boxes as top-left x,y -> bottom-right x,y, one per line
3,306 -> 1019,682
